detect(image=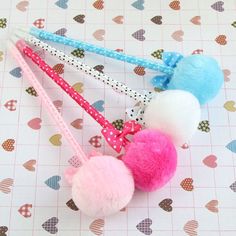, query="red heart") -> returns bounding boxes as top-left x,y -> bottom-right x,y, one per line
18,204 -> 32,218
93,0 -> 104,10
215,35 -> 227,45
169,0 -> 180,10
52,63 -> 64,74
33,18 -> 45,29
180,178 -> 194,191
28,118 -> 42,130
4,100 -> 17,111
2,139 -> 15,152
89,135 -> 102,148
134,66 -> 145,76
115,49 -> 123,52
